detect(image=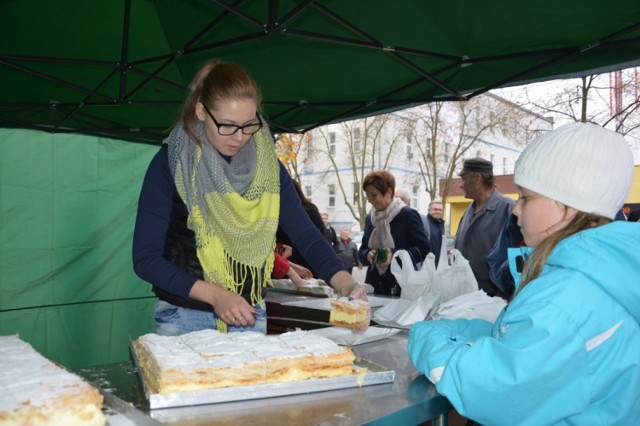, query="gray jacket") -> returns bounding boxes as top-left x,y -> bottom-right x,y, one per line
454,190 -> 514,295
